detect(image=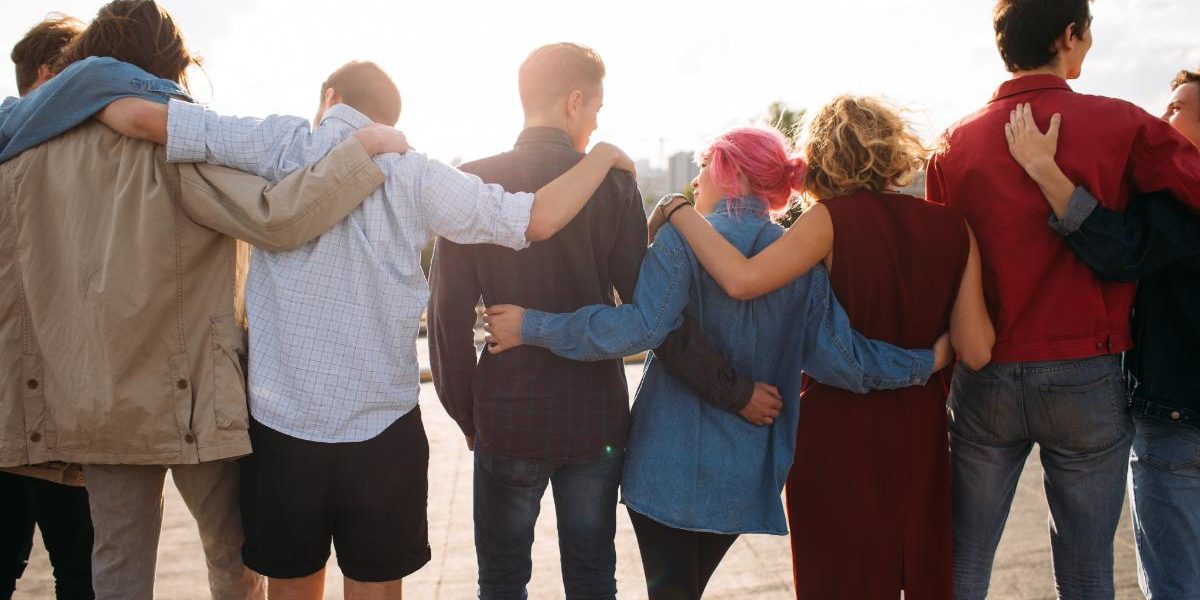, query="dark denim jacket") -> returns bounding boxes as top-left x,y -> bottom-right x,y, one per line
1051,188 -> 1200,430
522,199 -> 933,534
0,56 -> 190,163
